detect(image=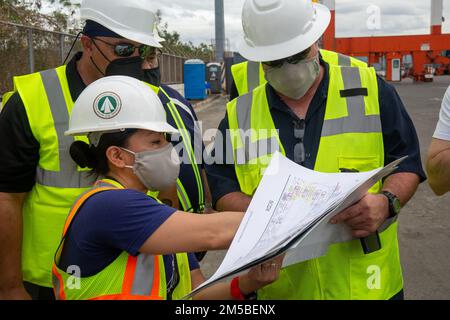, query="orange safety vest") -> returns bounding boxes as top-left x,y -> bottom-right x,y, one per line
52,182 -> 168,300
